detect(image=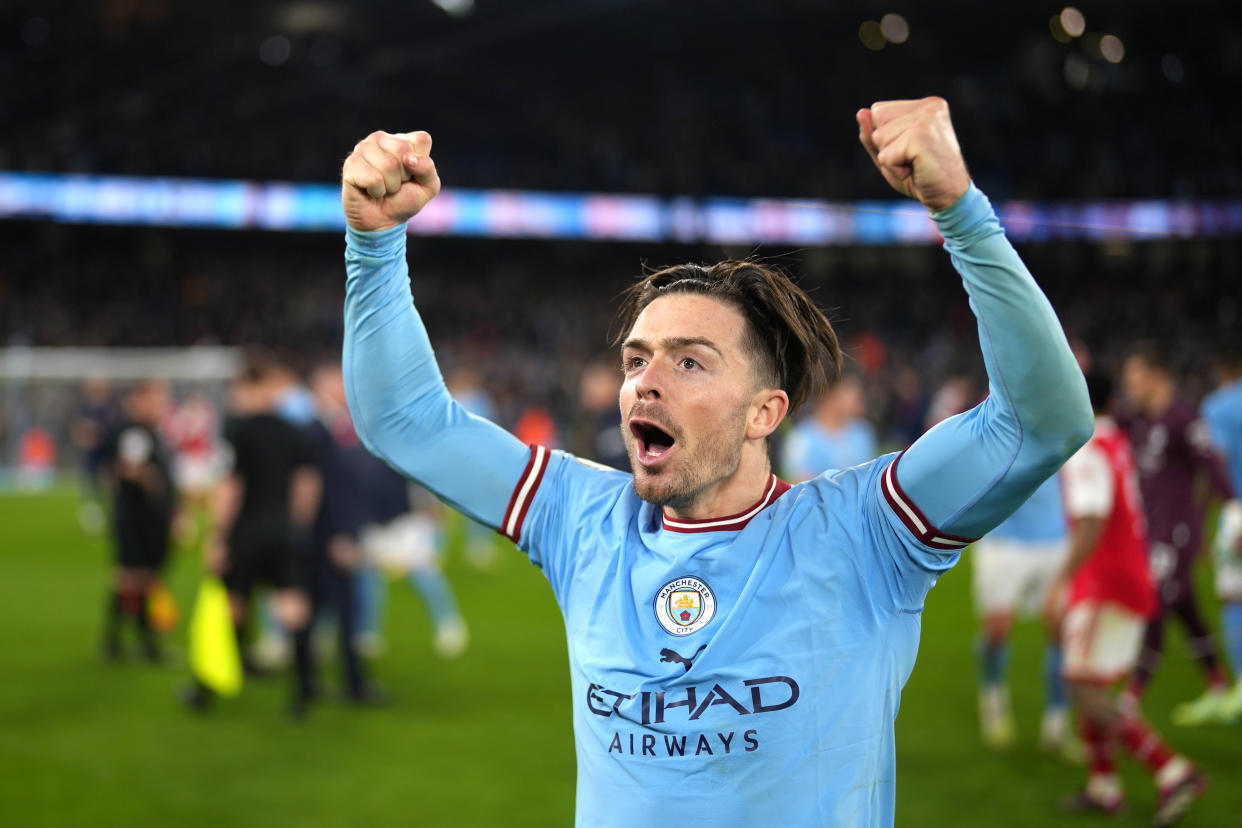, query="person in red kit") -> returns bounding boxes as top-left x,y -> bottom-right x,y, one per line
1047,372 -> 1206,826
